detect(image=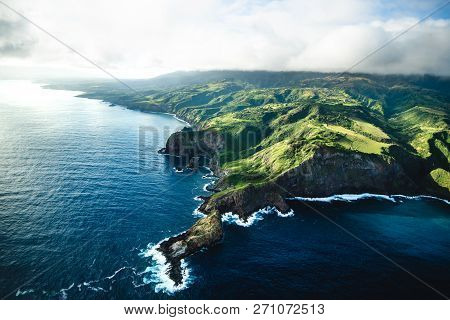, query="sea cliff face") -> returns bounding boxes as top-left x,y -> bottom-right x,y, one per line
198,146 -> 436,219
274,147 -> 420,197
159,128 -> 224,171
163,129 -> 224,158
